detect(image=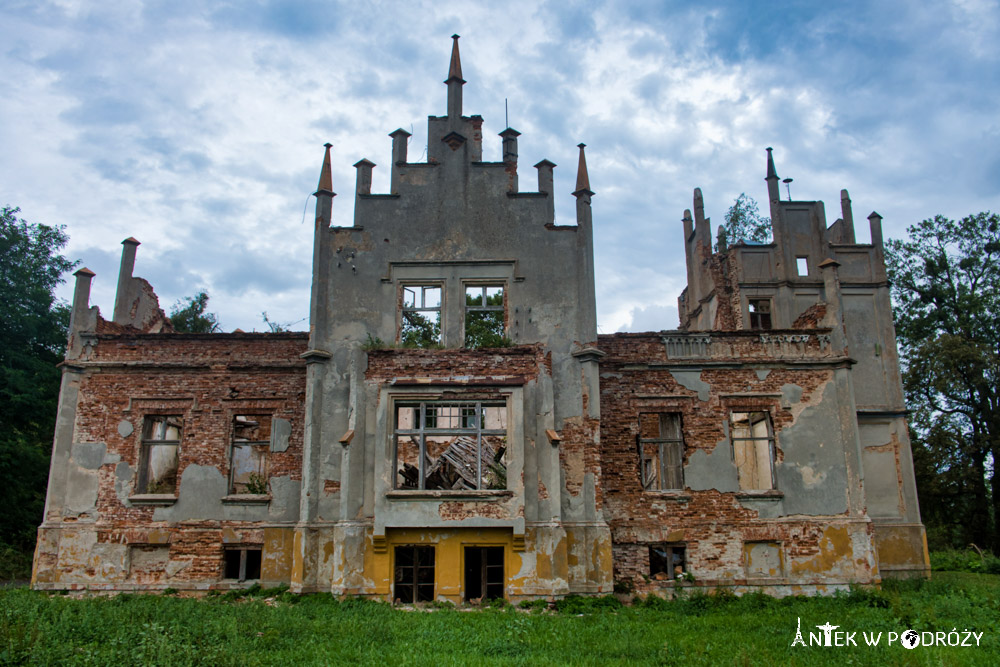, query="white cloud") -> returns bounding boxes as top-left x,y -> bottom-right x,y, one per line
1,0 -> 998,334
